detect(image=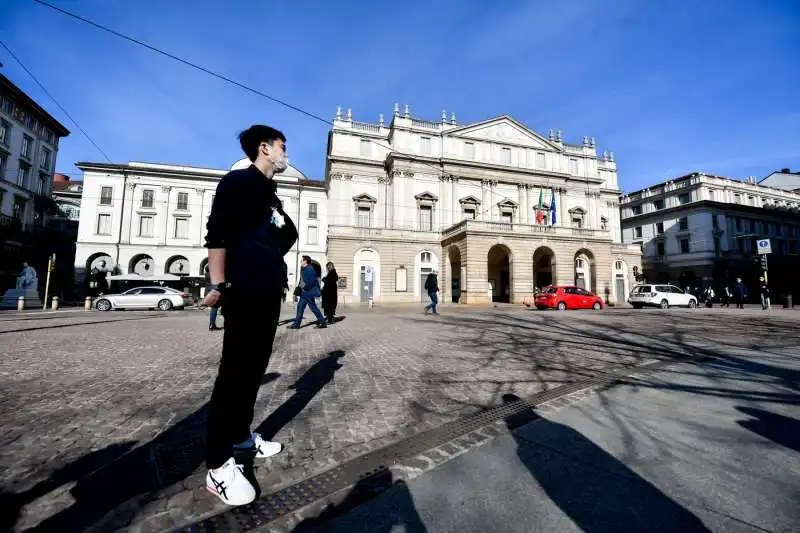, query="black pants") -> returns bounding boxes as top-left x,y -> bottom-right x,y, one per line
206,290 -> 281,469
